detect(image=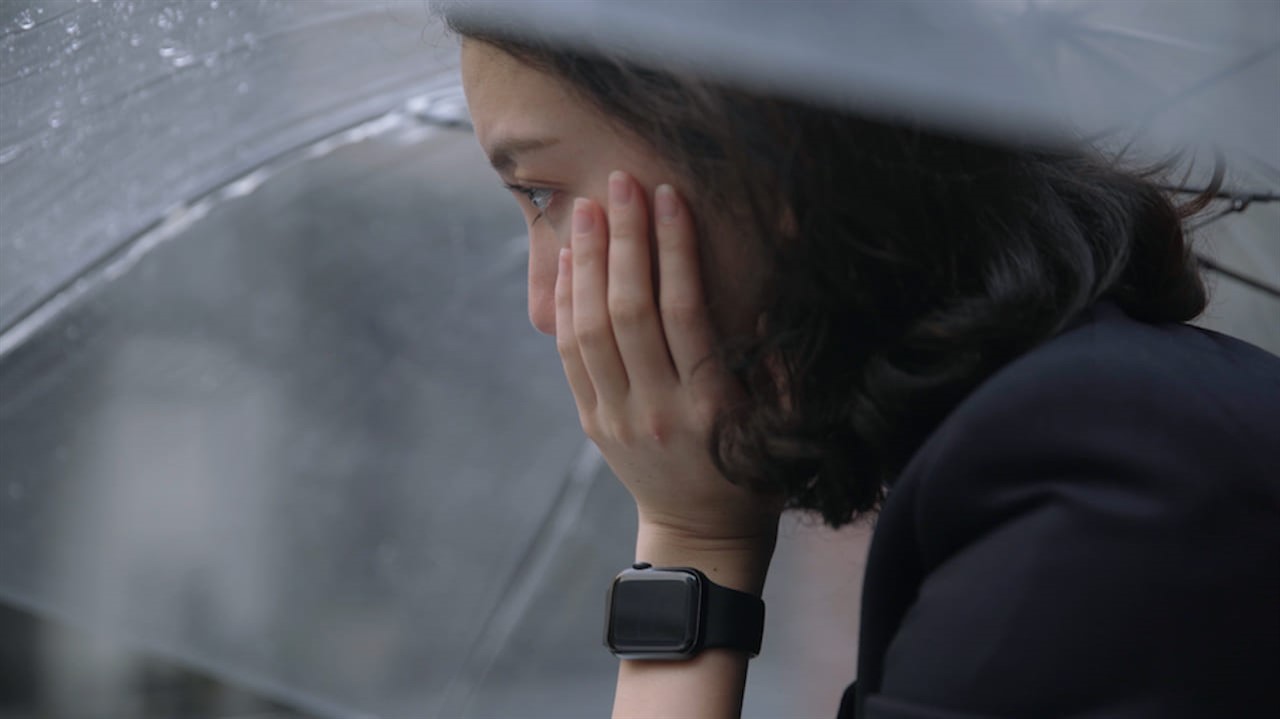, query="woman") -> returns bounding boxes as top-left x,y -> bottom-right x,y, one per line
452,18 -> 1280,719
